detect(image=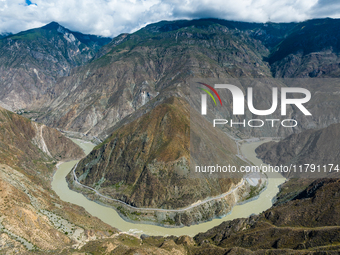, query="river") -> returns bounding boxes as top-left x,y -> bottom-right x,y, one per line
51,138 -> 285,237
